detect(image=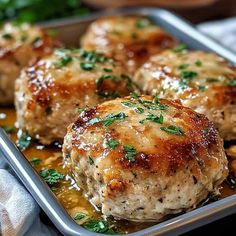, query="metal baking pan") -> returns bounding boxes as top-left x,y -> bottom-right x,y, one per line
1,7 -> 236,236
